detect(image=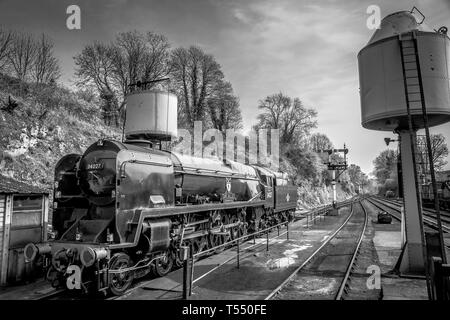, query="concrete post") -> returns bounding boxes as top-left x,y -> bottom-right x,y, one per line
399,131 -> 426,274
